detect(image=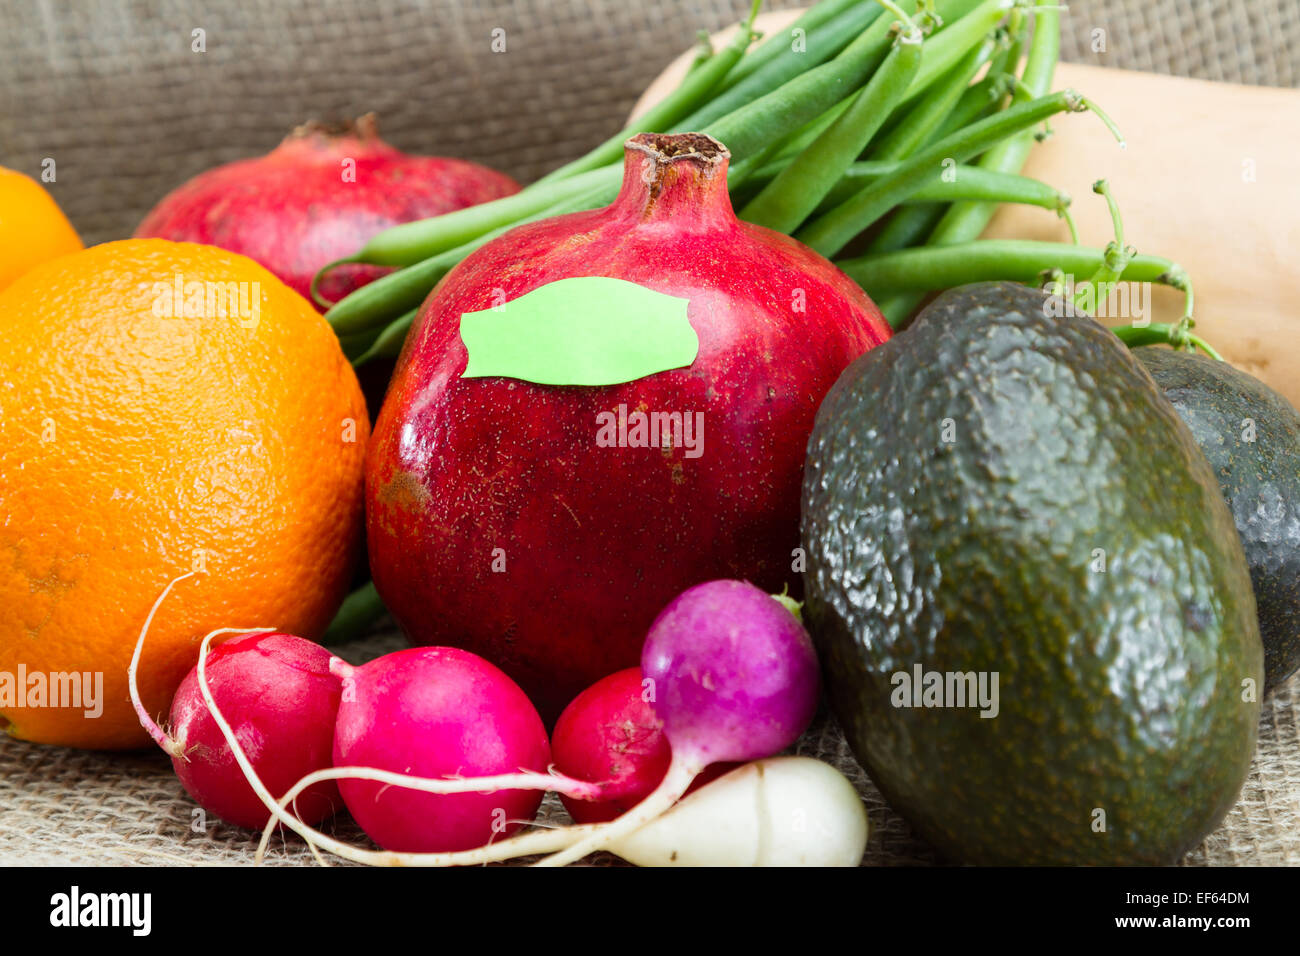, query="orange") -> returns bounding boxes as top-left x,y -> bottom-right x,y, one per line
0,239 -> 369,749
0,166 -> 83,291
